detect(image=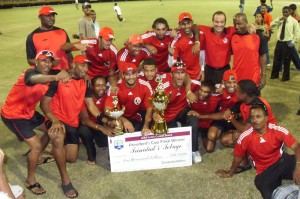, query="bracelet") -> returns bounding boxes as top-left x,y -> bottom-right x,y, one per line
194,41 -> 200,44
296,161 -> 300,164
